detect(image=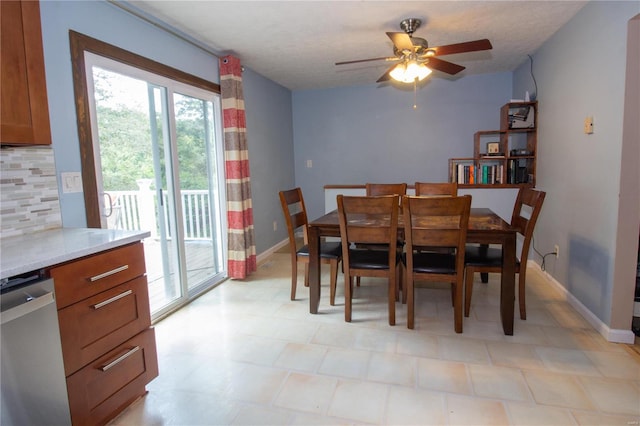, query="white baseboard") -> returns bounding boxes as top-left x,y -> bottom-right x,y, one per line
257,238 -> 289,265
528,261 -> 636,344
